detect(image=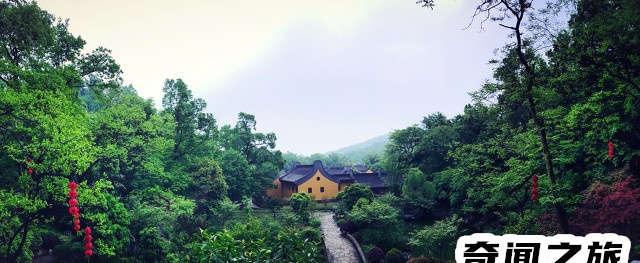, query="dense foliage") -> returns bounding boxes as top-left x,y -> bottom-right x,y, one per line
337,0 -> 640,260
2,0 -> 639,261
0,1 -> 290,262
190,217 -> 324,263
